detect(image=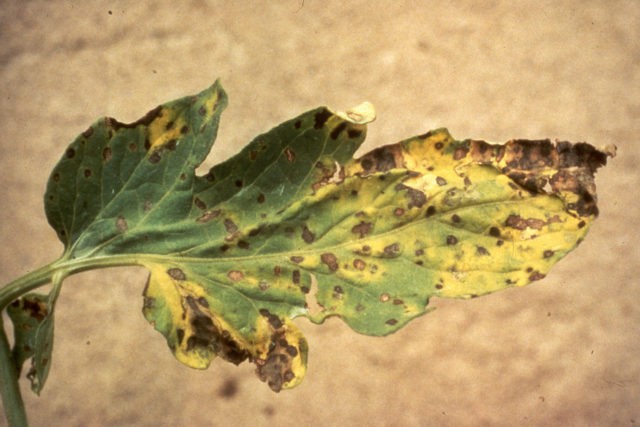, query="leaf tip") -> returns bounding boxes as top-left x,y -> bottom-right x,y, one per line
333,101 -> 376,125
